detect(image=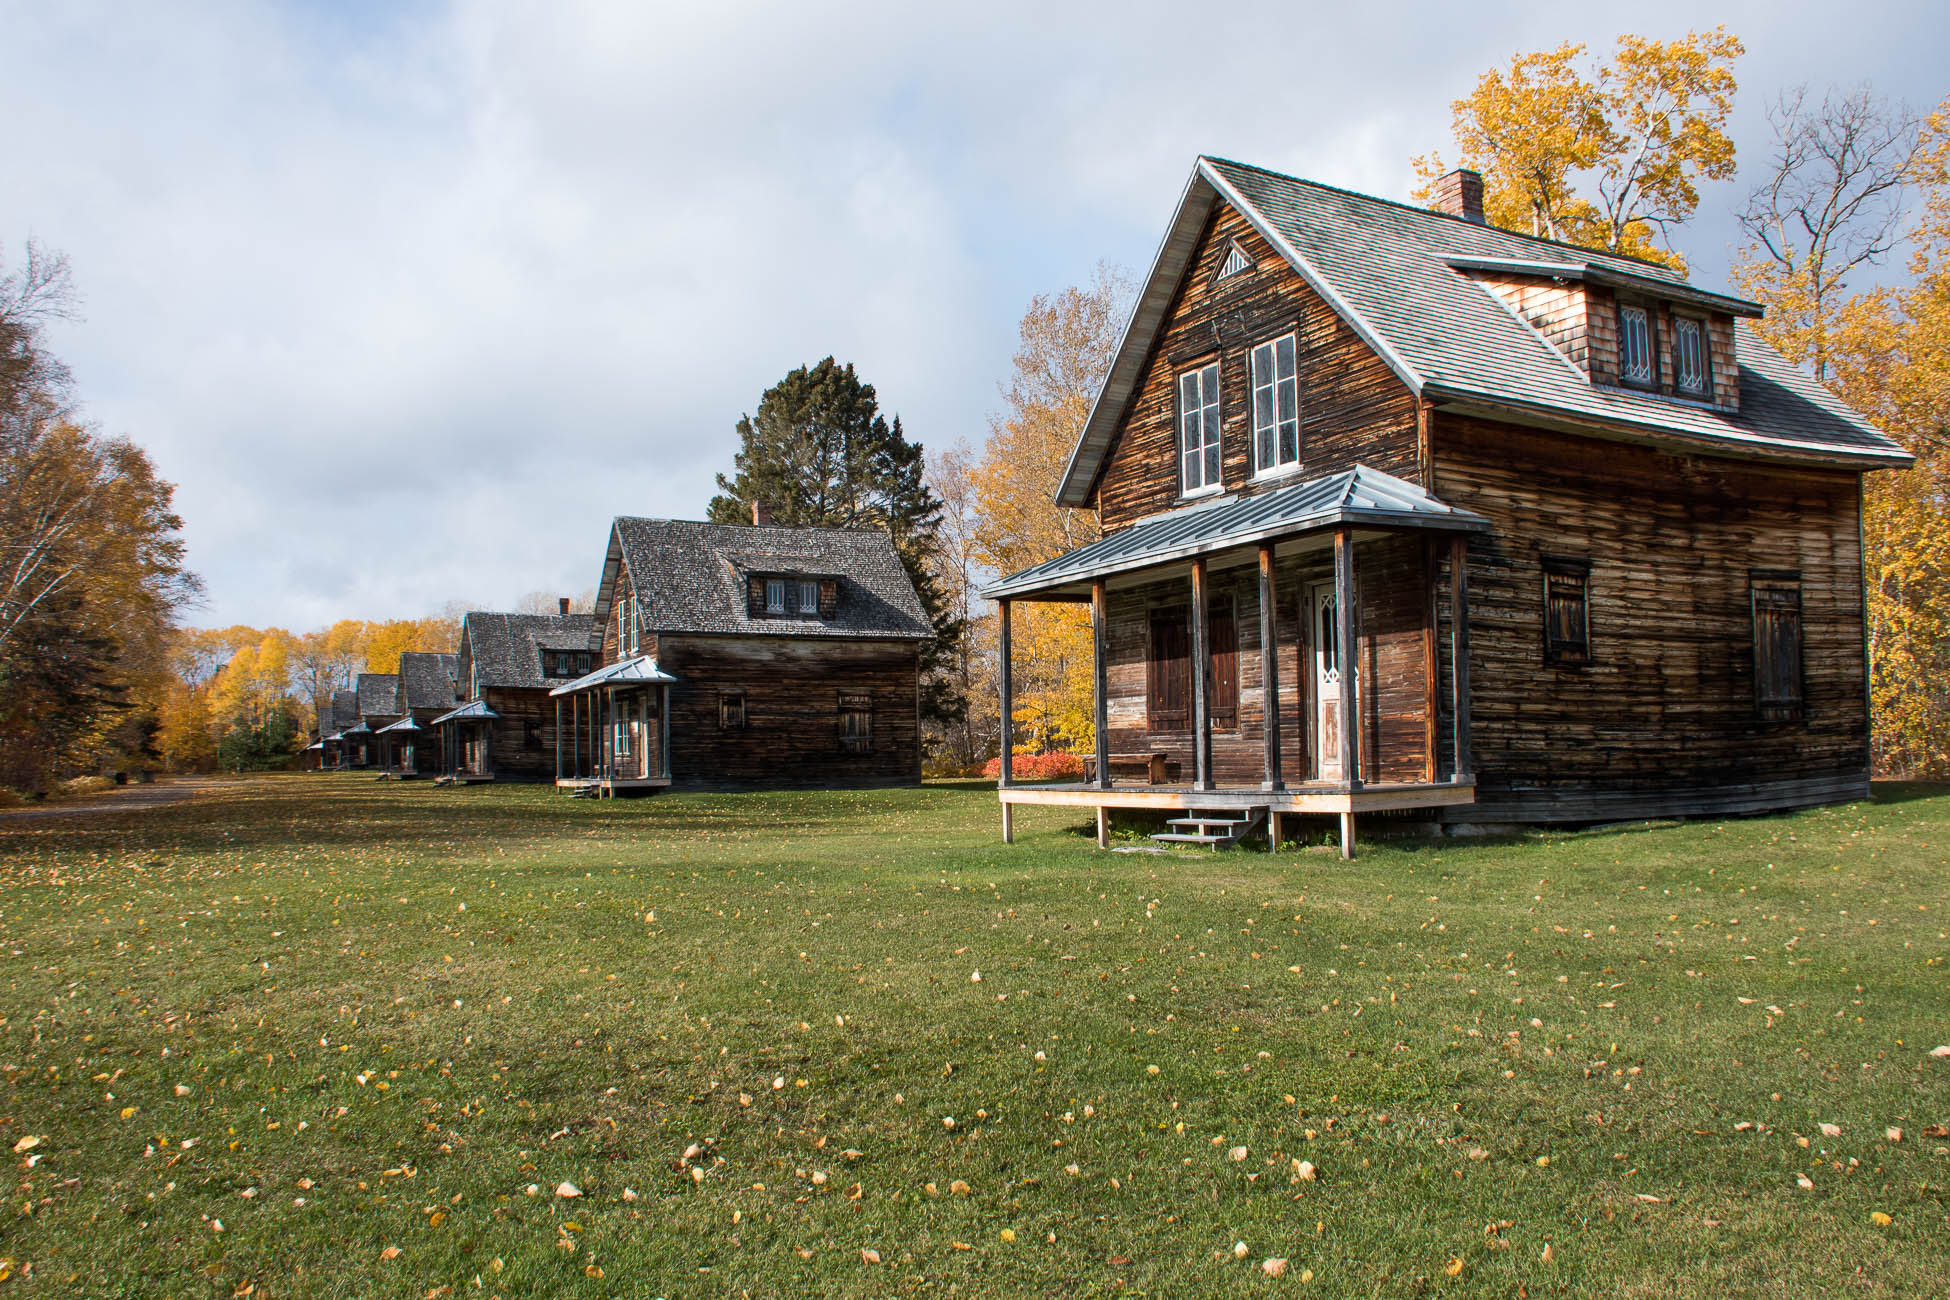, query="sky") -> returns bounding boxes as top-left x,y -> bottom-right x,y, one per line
5,0 -> 1946,629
